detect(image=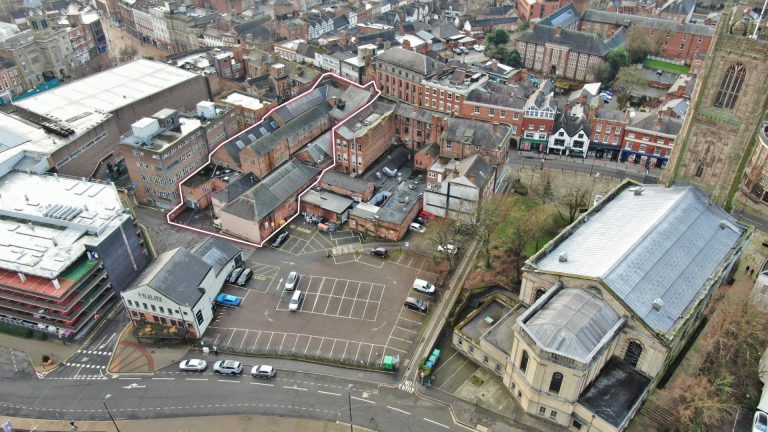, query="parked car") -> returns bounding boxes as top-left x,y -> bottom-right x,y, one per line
370,247 -> 389,258
452,48 -> 462,55
216,293 -> 242,307
438,244 -> 457,255
271,231 -> 289,248
459,46 -> 470,54
414,216 -> 426,225
418,211 -> 437,220
251,364 -> 276,378
236,268 -> 253,286
213,360 -> 243,375
473,45 -> 485,52
285,271 -> 300,291
227,267 -> 244,284
179,359 -> 207,372
404,297 -> 428,313
409,222 -> 426,233
753,411 -> 768,432
289,290 -> 304,311
412,279 -> 436,294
